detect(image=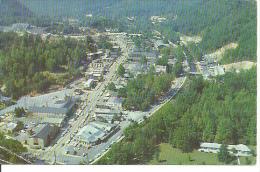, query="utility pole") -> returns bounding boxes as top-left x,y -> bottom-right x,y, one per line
53,151 -> 56,165
85,144 -> 89,164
